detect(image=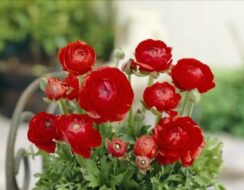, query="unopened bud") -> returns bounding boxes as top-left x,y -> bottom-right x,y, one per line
114,48 -> 125,60
136,156 -> 151,174
188,89 -> 201,103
